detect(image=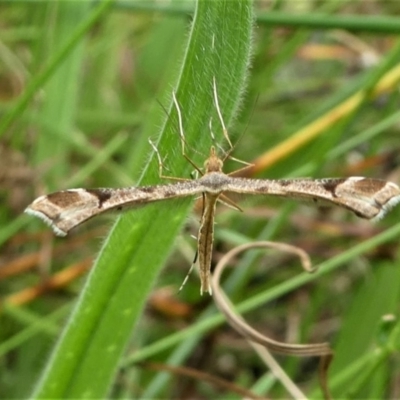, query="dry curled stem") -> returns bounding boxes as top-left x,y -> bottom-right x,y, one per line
211,241 -> 333,400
